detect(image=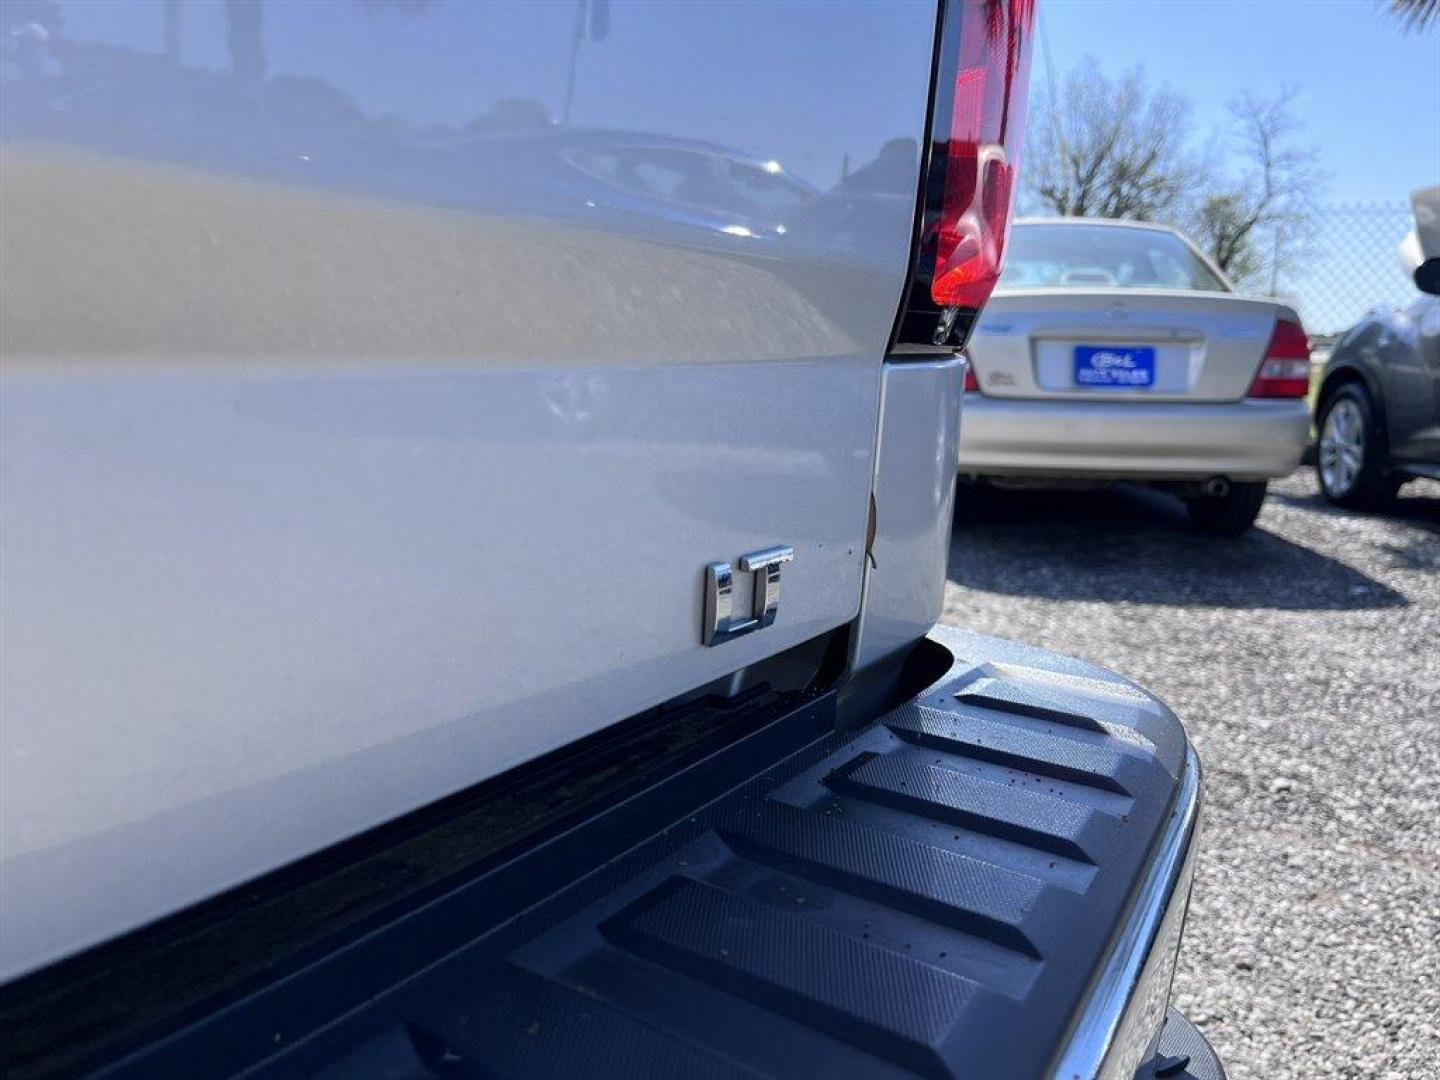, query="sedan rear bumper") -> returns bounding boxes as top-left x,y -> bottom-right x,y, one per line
959,396 -> 1310,481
